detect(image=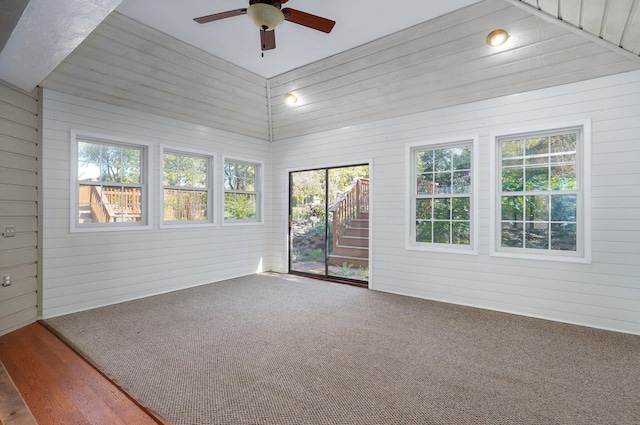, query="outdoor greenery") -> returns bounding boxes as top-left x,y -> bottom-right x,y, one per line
414,144 -> 472,245
78,140 -> 141,183
291,166 -> 369,281
224,160 -> 259,221
500,132 -> 578,251
163,151 -> 209,221
77,140 -> 144,223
